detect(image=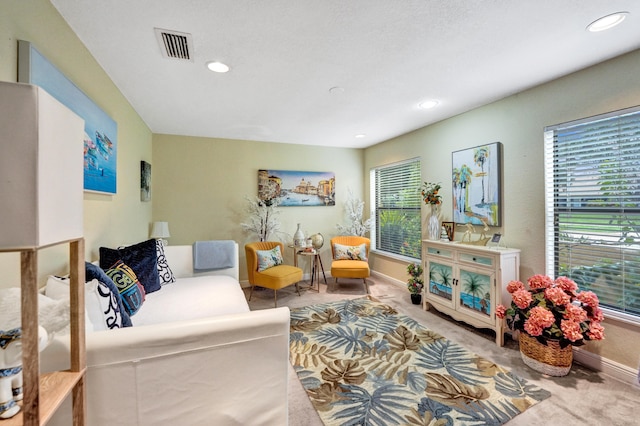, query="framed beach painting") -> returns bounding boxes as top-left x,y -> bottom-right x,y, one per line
258,169 -> 335,206
452,142 -> 502,226
18,40 -> 118,194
